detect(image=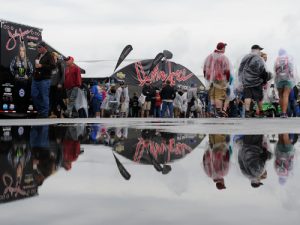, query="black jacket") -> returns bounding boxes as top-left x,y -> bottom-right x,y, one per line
142,85 -> 155,101
34,51 -> 56,81
160,85 -> 176,100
